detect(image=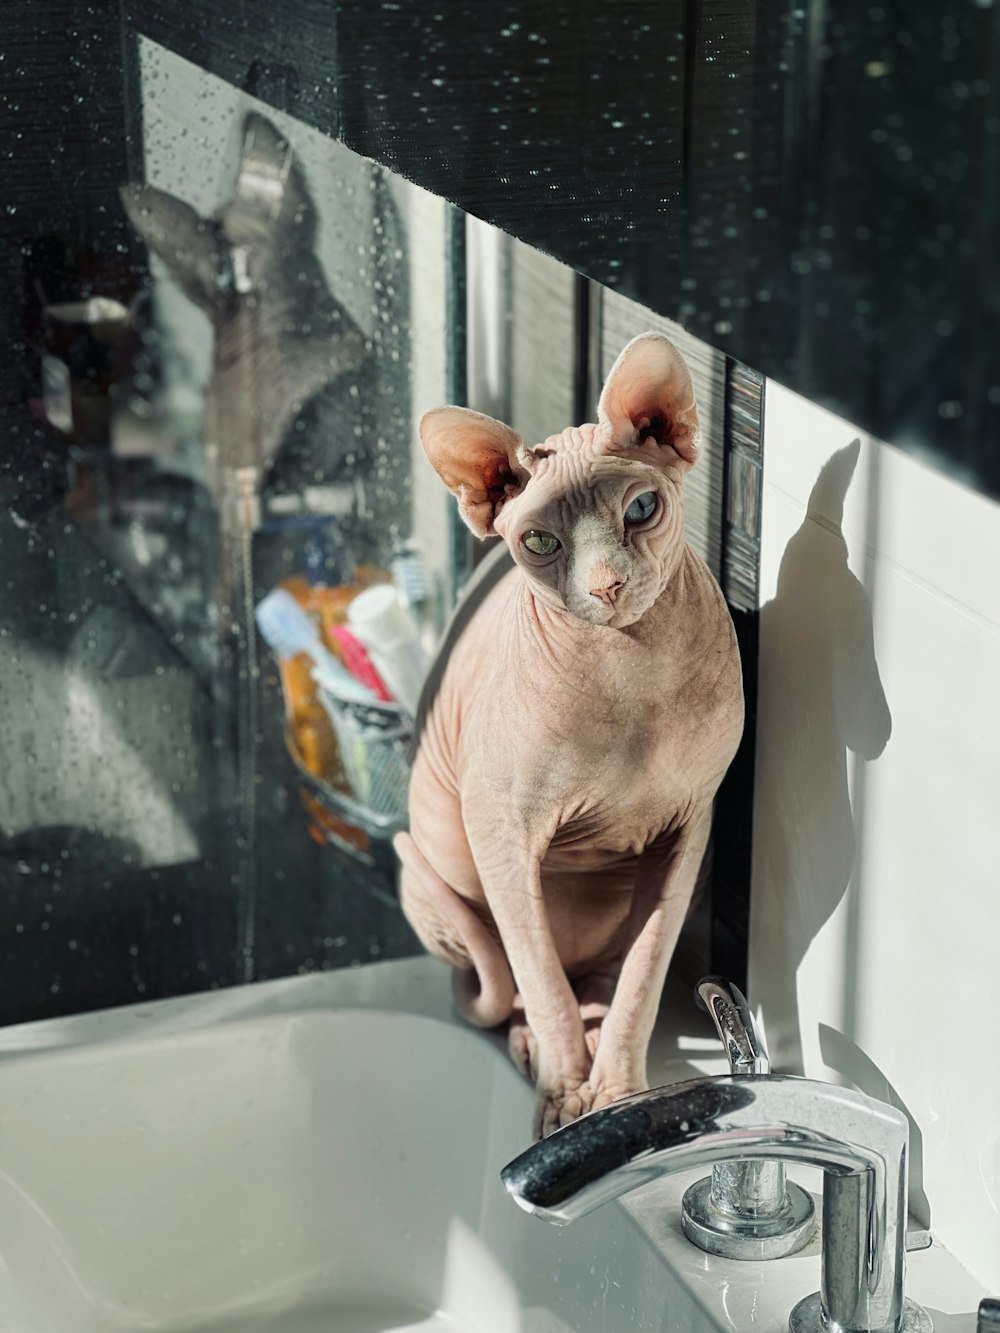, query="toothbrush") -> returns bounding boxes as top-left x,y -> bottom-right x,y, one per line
328,623 -> 394,703
255,588 -> 376,705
